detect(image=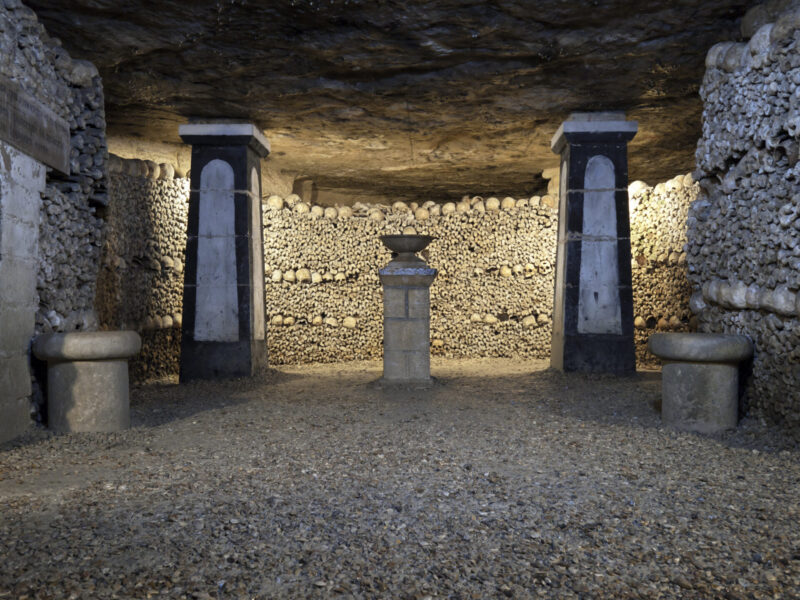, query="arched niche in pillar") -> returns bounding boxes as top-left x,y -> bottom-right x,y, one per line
195,158 -> 238,342
578,154 -> 622,335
